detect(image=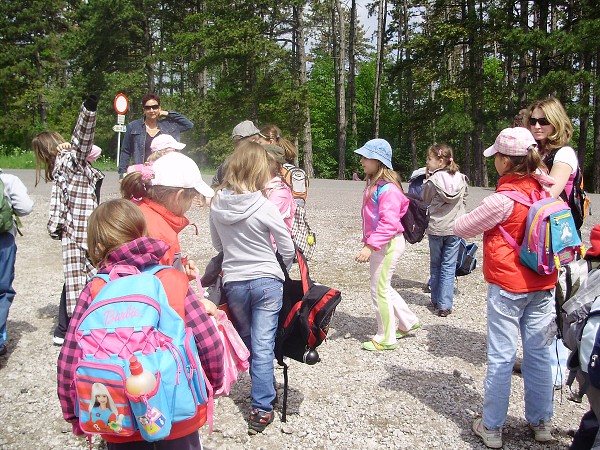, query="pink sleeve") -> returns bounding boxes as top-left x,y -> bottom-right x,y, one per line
267,185 -> 295,233
453,193 -> 513,239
